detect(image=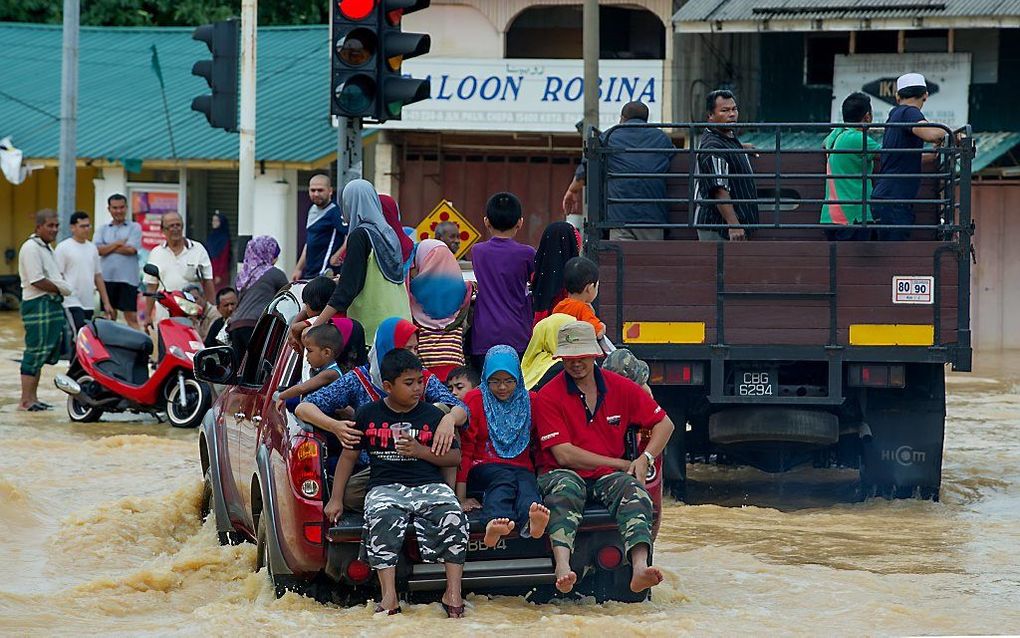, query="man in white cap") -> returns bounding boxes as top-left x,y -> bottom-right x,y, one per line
533,320 -> 675,596
871,72 -> 948,240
